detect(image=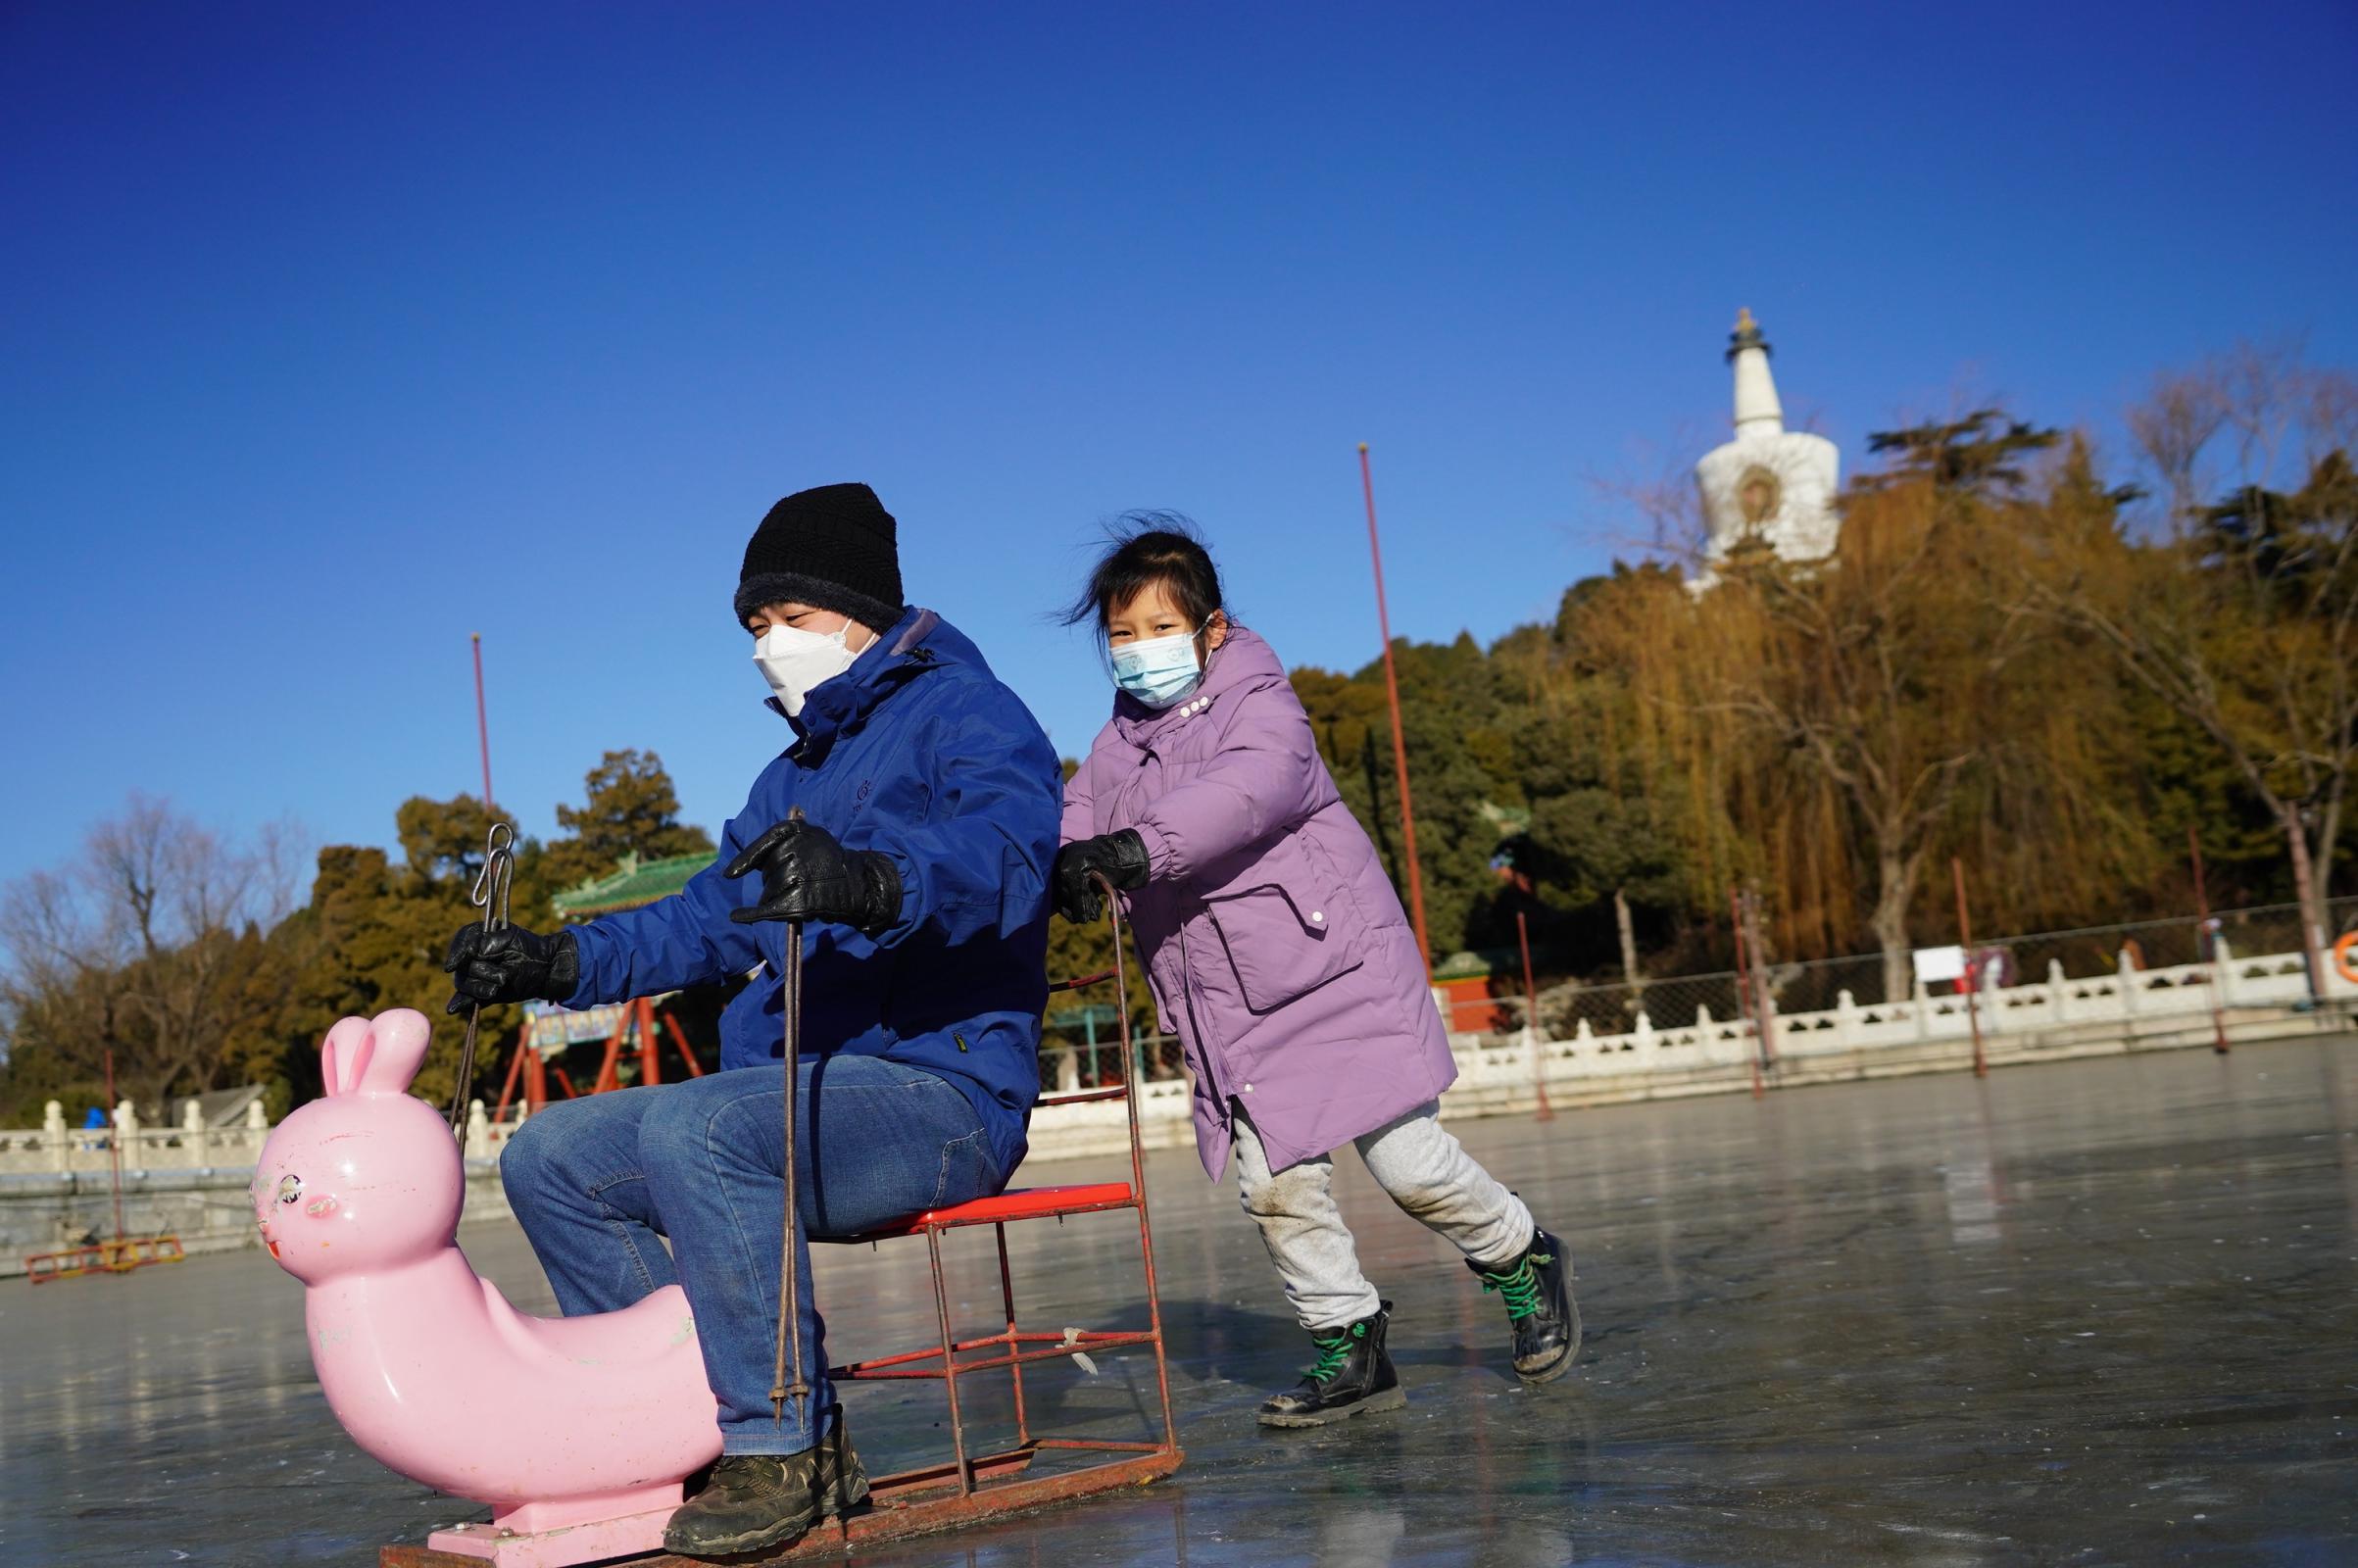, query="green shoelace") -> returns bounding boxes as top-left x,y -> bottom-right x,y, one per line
1478,1250 -> 1552,1321
1303,1320 -> 1365,1381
